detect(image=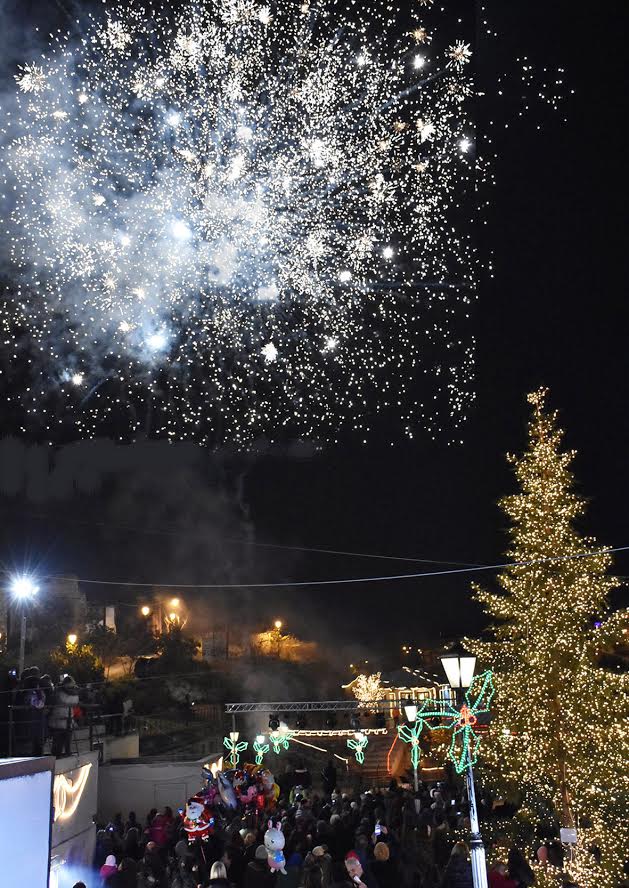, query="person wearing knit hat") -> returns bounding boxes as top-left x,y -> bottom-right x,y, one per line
255,845 -> 268,860
345,850 -> 379,888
